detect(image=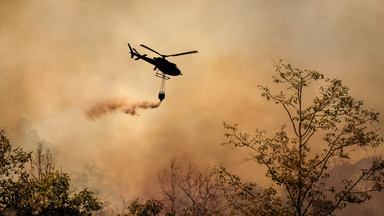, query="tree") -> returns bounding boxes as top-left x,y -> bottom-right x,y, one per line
120,198 -> 163,216
220,60 -> 384,216
121,159 -> 227,216
29,140 -> 56,181
36,171 -> 102,215
71,188 -> 104,215
0,129 -> 32,213
0,130 -> 102,215
159,158 -> 227,216
217,167 -> 288,215
158,158 -> 180,215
